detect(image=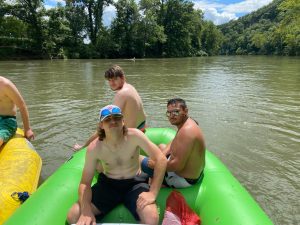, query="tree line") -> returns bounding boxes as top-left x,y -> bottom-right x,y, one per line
0,0 -> 298,59
219,0 -> 299,56
0,0 -> 222,59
